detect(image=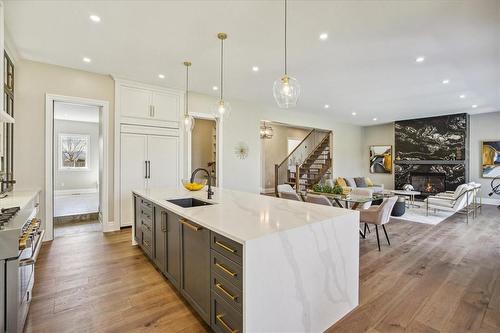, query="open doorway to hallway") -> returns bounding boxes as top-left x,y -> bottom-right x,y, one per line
260,121 -> 332,196
190,118 -> 218,185
53,102 -> 102,237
